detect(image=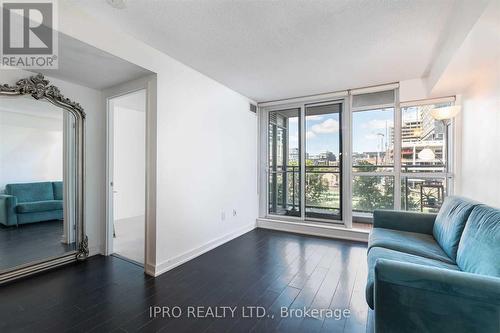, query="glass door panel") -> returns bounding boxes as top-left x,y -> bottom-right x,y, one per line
268,108 -> 301,217
352,107 -> 395,216
305,103 -> 342,220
